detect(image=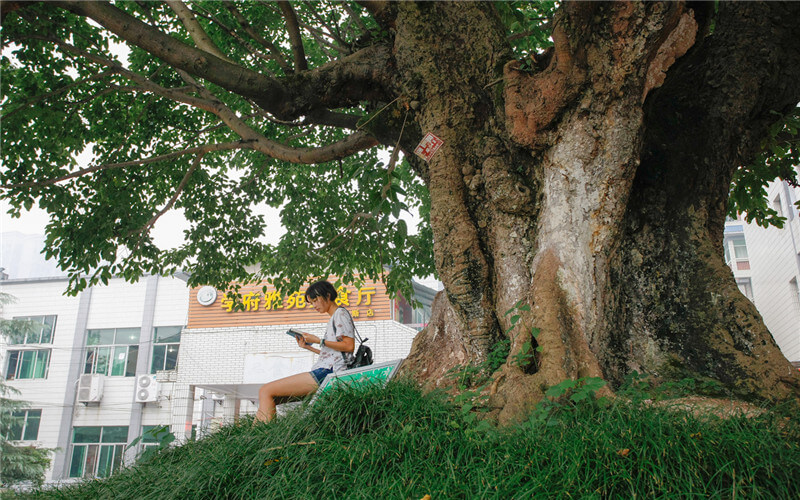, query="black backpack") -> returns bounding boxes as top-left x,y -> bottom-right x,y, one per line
334,308 -> 373,369
349,340 -> 373,369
